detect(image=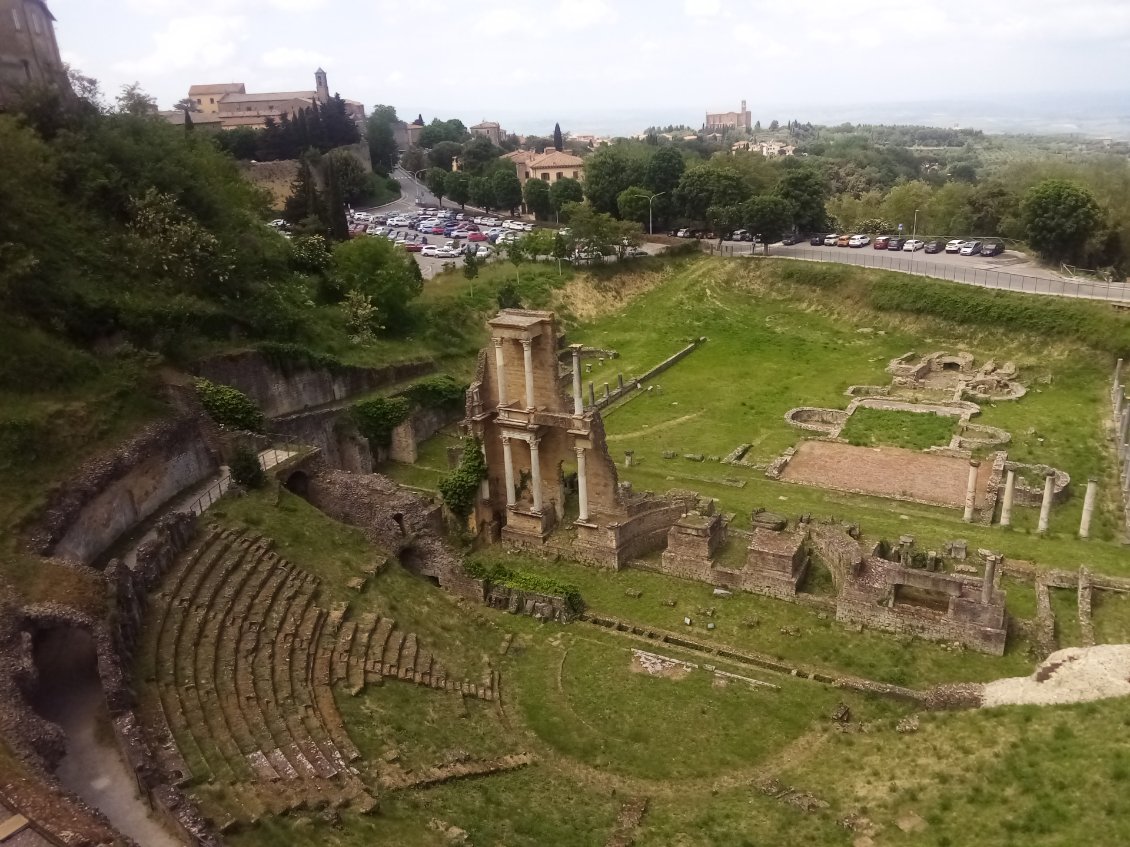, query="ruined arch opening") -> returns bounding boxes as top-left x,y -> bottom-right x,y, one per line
392,512 -> 406,536
284,470 -> 310,498
397,544 -> 439,587
941,361 -> 962,372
